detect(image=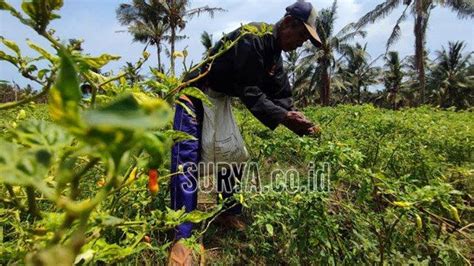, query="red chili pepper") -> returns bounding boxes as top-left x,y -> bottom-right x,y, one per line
148,168 -> 159,196
143,235 -> 151,243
